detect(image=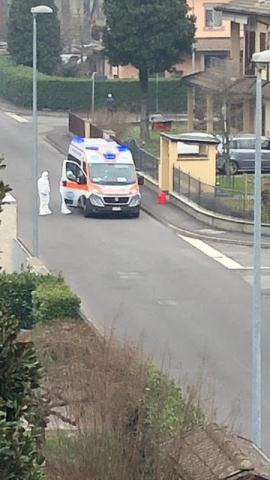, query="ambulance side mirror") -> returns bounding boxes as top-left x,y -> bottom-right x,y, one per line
77,175 -> 87,185
138,174 -> 144,186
